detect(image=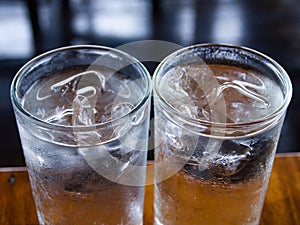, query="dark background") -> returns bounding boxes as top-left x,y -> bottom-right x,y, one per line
1,0 -> 300,167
